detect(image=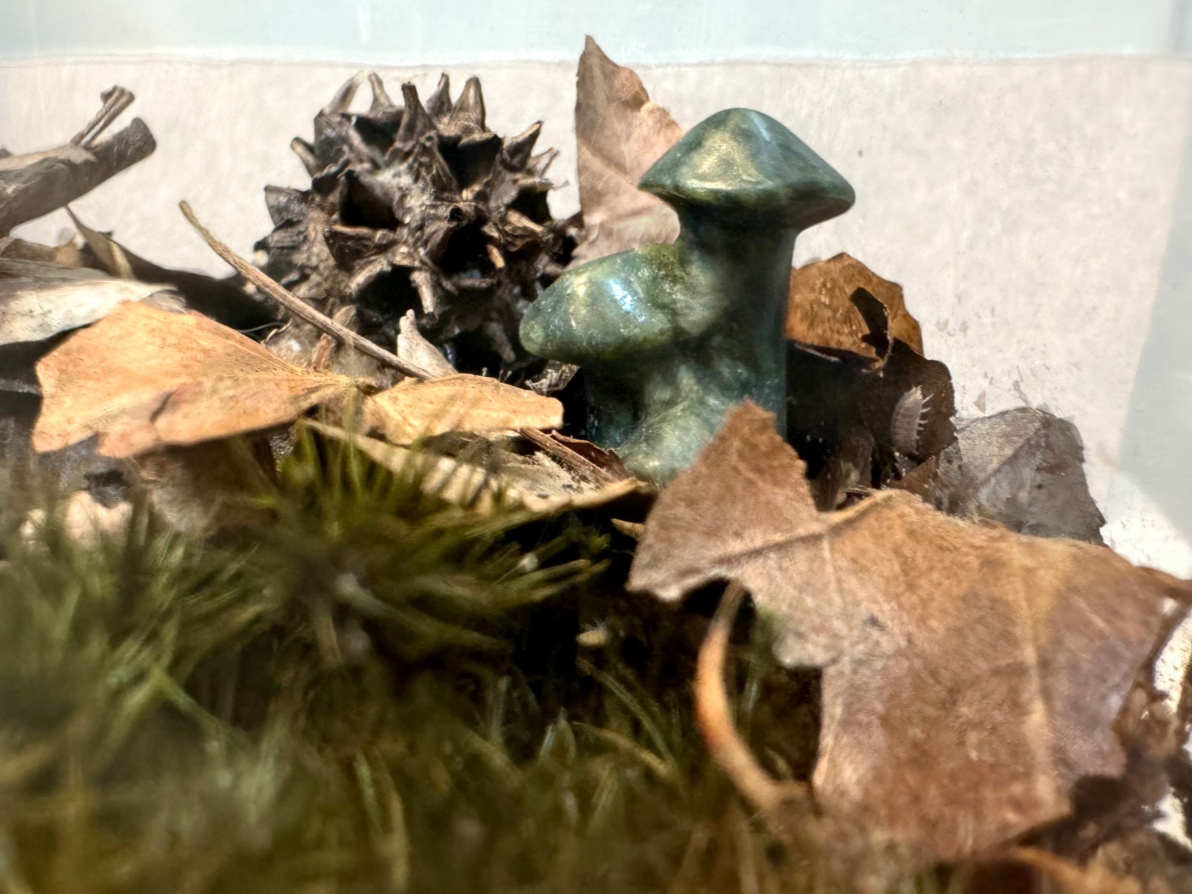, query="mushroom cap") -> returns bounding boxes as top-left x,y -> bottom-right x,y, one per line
638,108 -> 855,231
521,243 -> 717,364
